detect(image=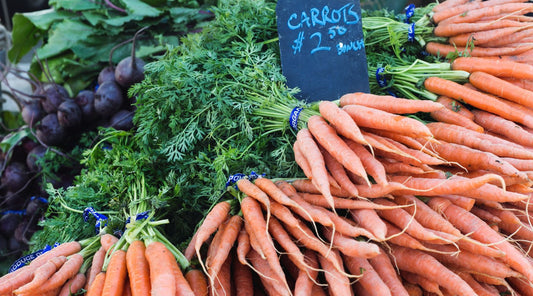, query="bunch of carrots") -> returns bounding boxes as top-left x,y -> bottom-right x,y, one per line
425,0 -> 533,60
